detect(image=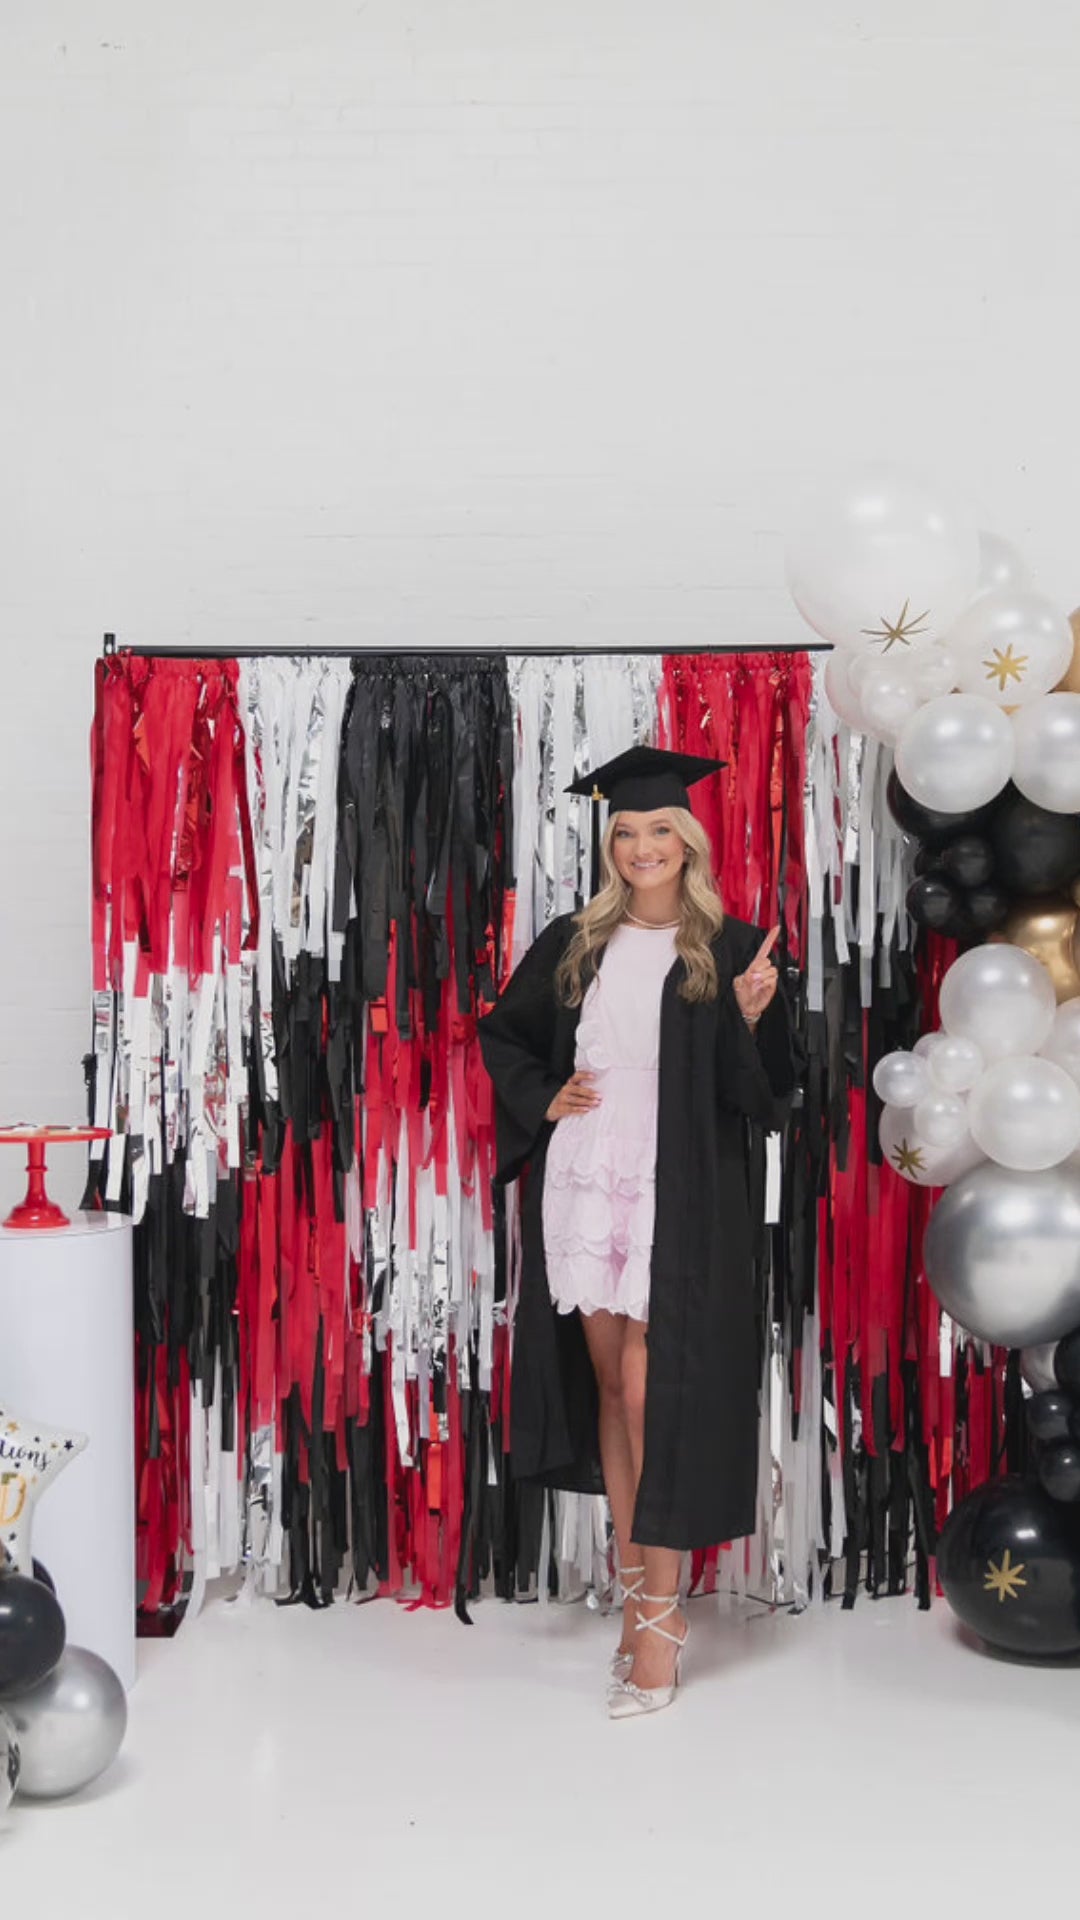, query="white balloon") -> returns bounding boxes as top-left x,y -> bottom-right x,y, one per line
1040,998 -> 1080,1087
1020,1342 -> 1060,1392
858,660 -> 920,744
872,1050 -> 930,1109
822,648 -> 867,730
926,1032 -> 985,1093
879,1102 -> 984,1187
895,694 -> 1015,813
974,530 -> 1033,599
948,588 -> 1073,708
939,942 -> 1057,1062
968,1055 -> 1080,1171
785,468 -> 979,653
914,1089 -> 969,1148
1011,693 -> 1080,814
907,644 -> 959,702
913,1033 -> 941,1058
